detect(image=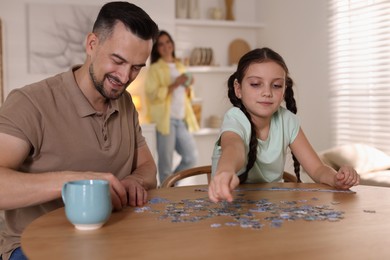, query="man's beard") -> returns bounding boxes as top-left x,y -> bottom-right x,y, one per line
89,64 -> 128,100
